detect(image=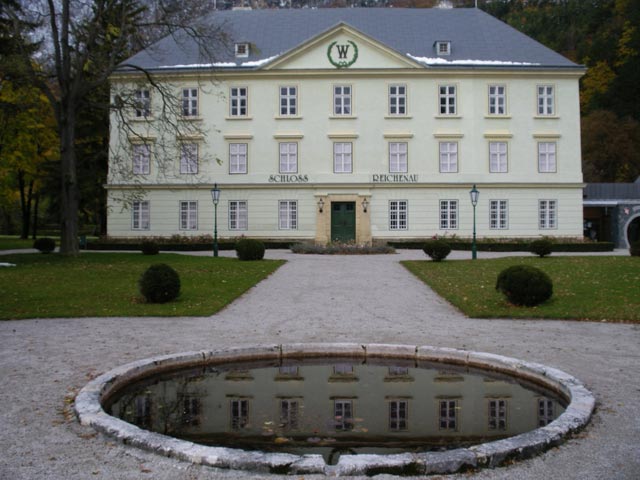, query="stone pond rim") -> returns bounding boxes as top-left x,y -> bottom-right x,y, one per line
74,343 -> 595,476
